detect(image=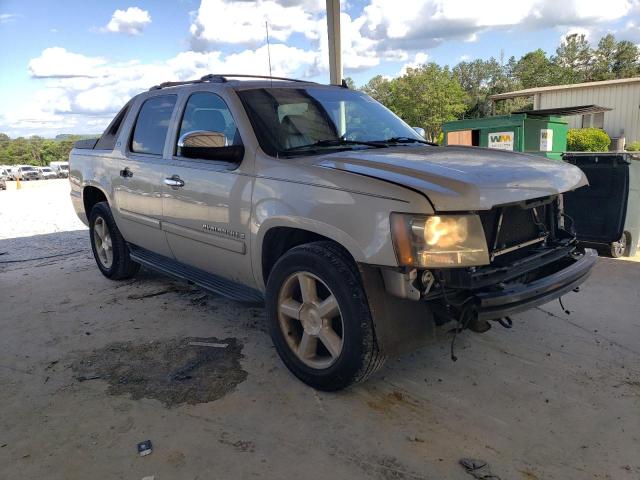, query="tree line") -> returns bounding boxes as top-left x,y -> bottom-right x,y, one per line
358,33 -> 640,141
1,32 -> 638,157
0,133 -> 86,166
